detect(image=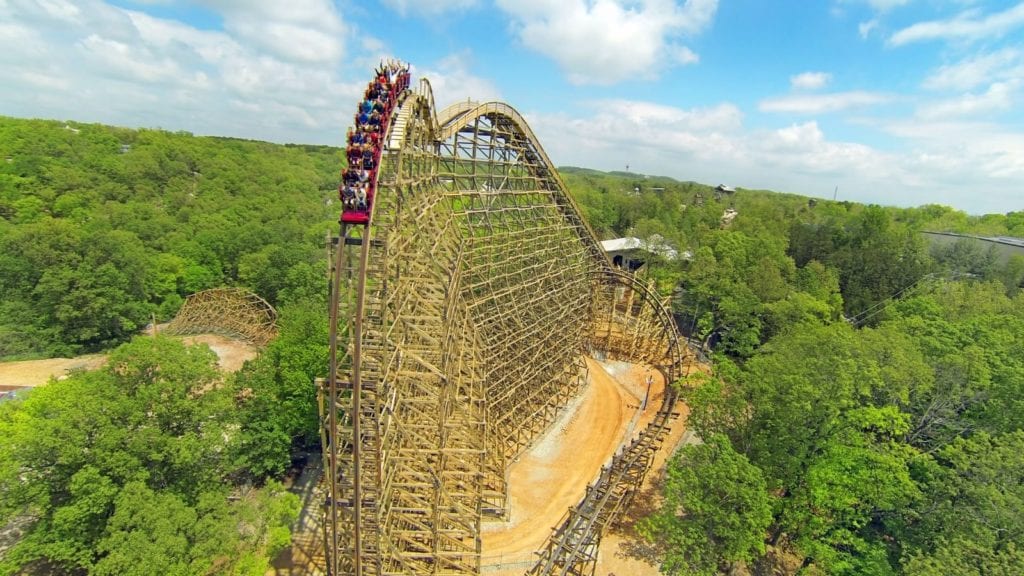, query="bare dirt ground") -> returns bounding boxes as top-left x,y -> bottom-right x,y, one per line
3,339 -> 697,576
0,355 -> 107,391
180,334 -> 259,372
480,357 -> 679,575
275,356 -> 681,576
0,334 -> 258,391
